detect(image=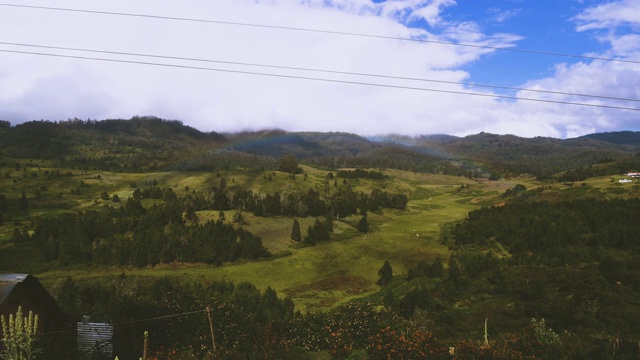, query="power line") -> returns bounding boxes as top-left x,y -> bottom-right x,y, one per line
41,309 -> 207,336
1,48 -> 639,112
2,41 -> 638,103
0,3 -> 638,65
